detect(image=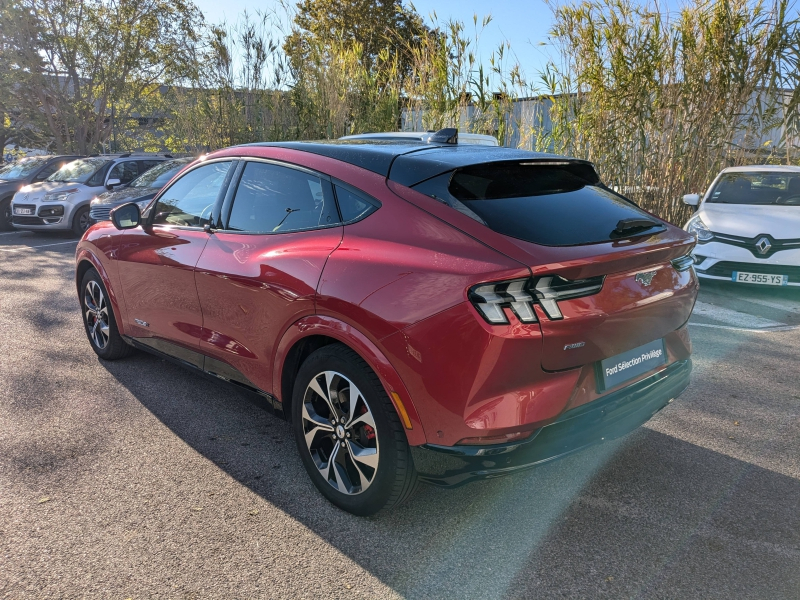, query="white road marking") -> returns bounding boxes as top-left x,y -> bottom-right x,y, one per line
736,296 -> 800,314
689,322 -> 800,333
691,300 -> 785,329
0,240 -> 78,252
